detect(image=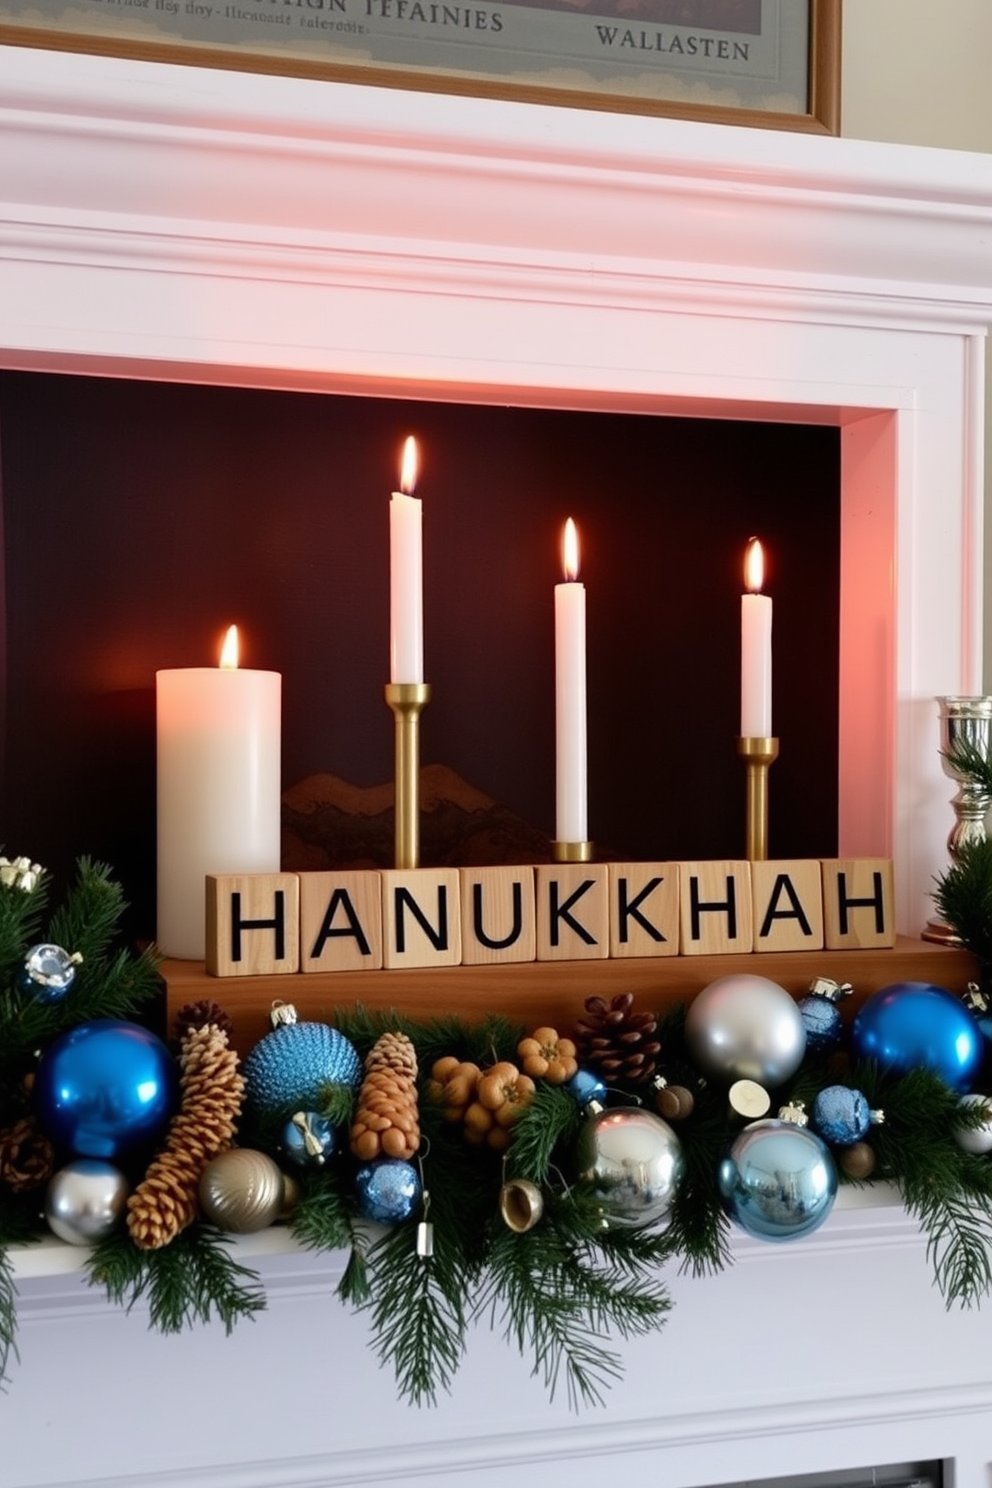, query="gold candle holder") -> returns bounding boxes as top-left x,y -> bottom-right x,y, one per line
552,841 -> 594,862
736,735 -> 779,861
384,681 -> 431,870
